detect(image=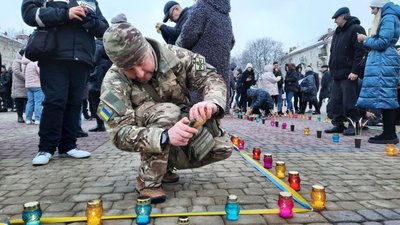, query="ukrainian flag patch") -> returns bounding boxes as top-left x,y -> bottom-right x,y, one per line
99,106 -> 112,122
